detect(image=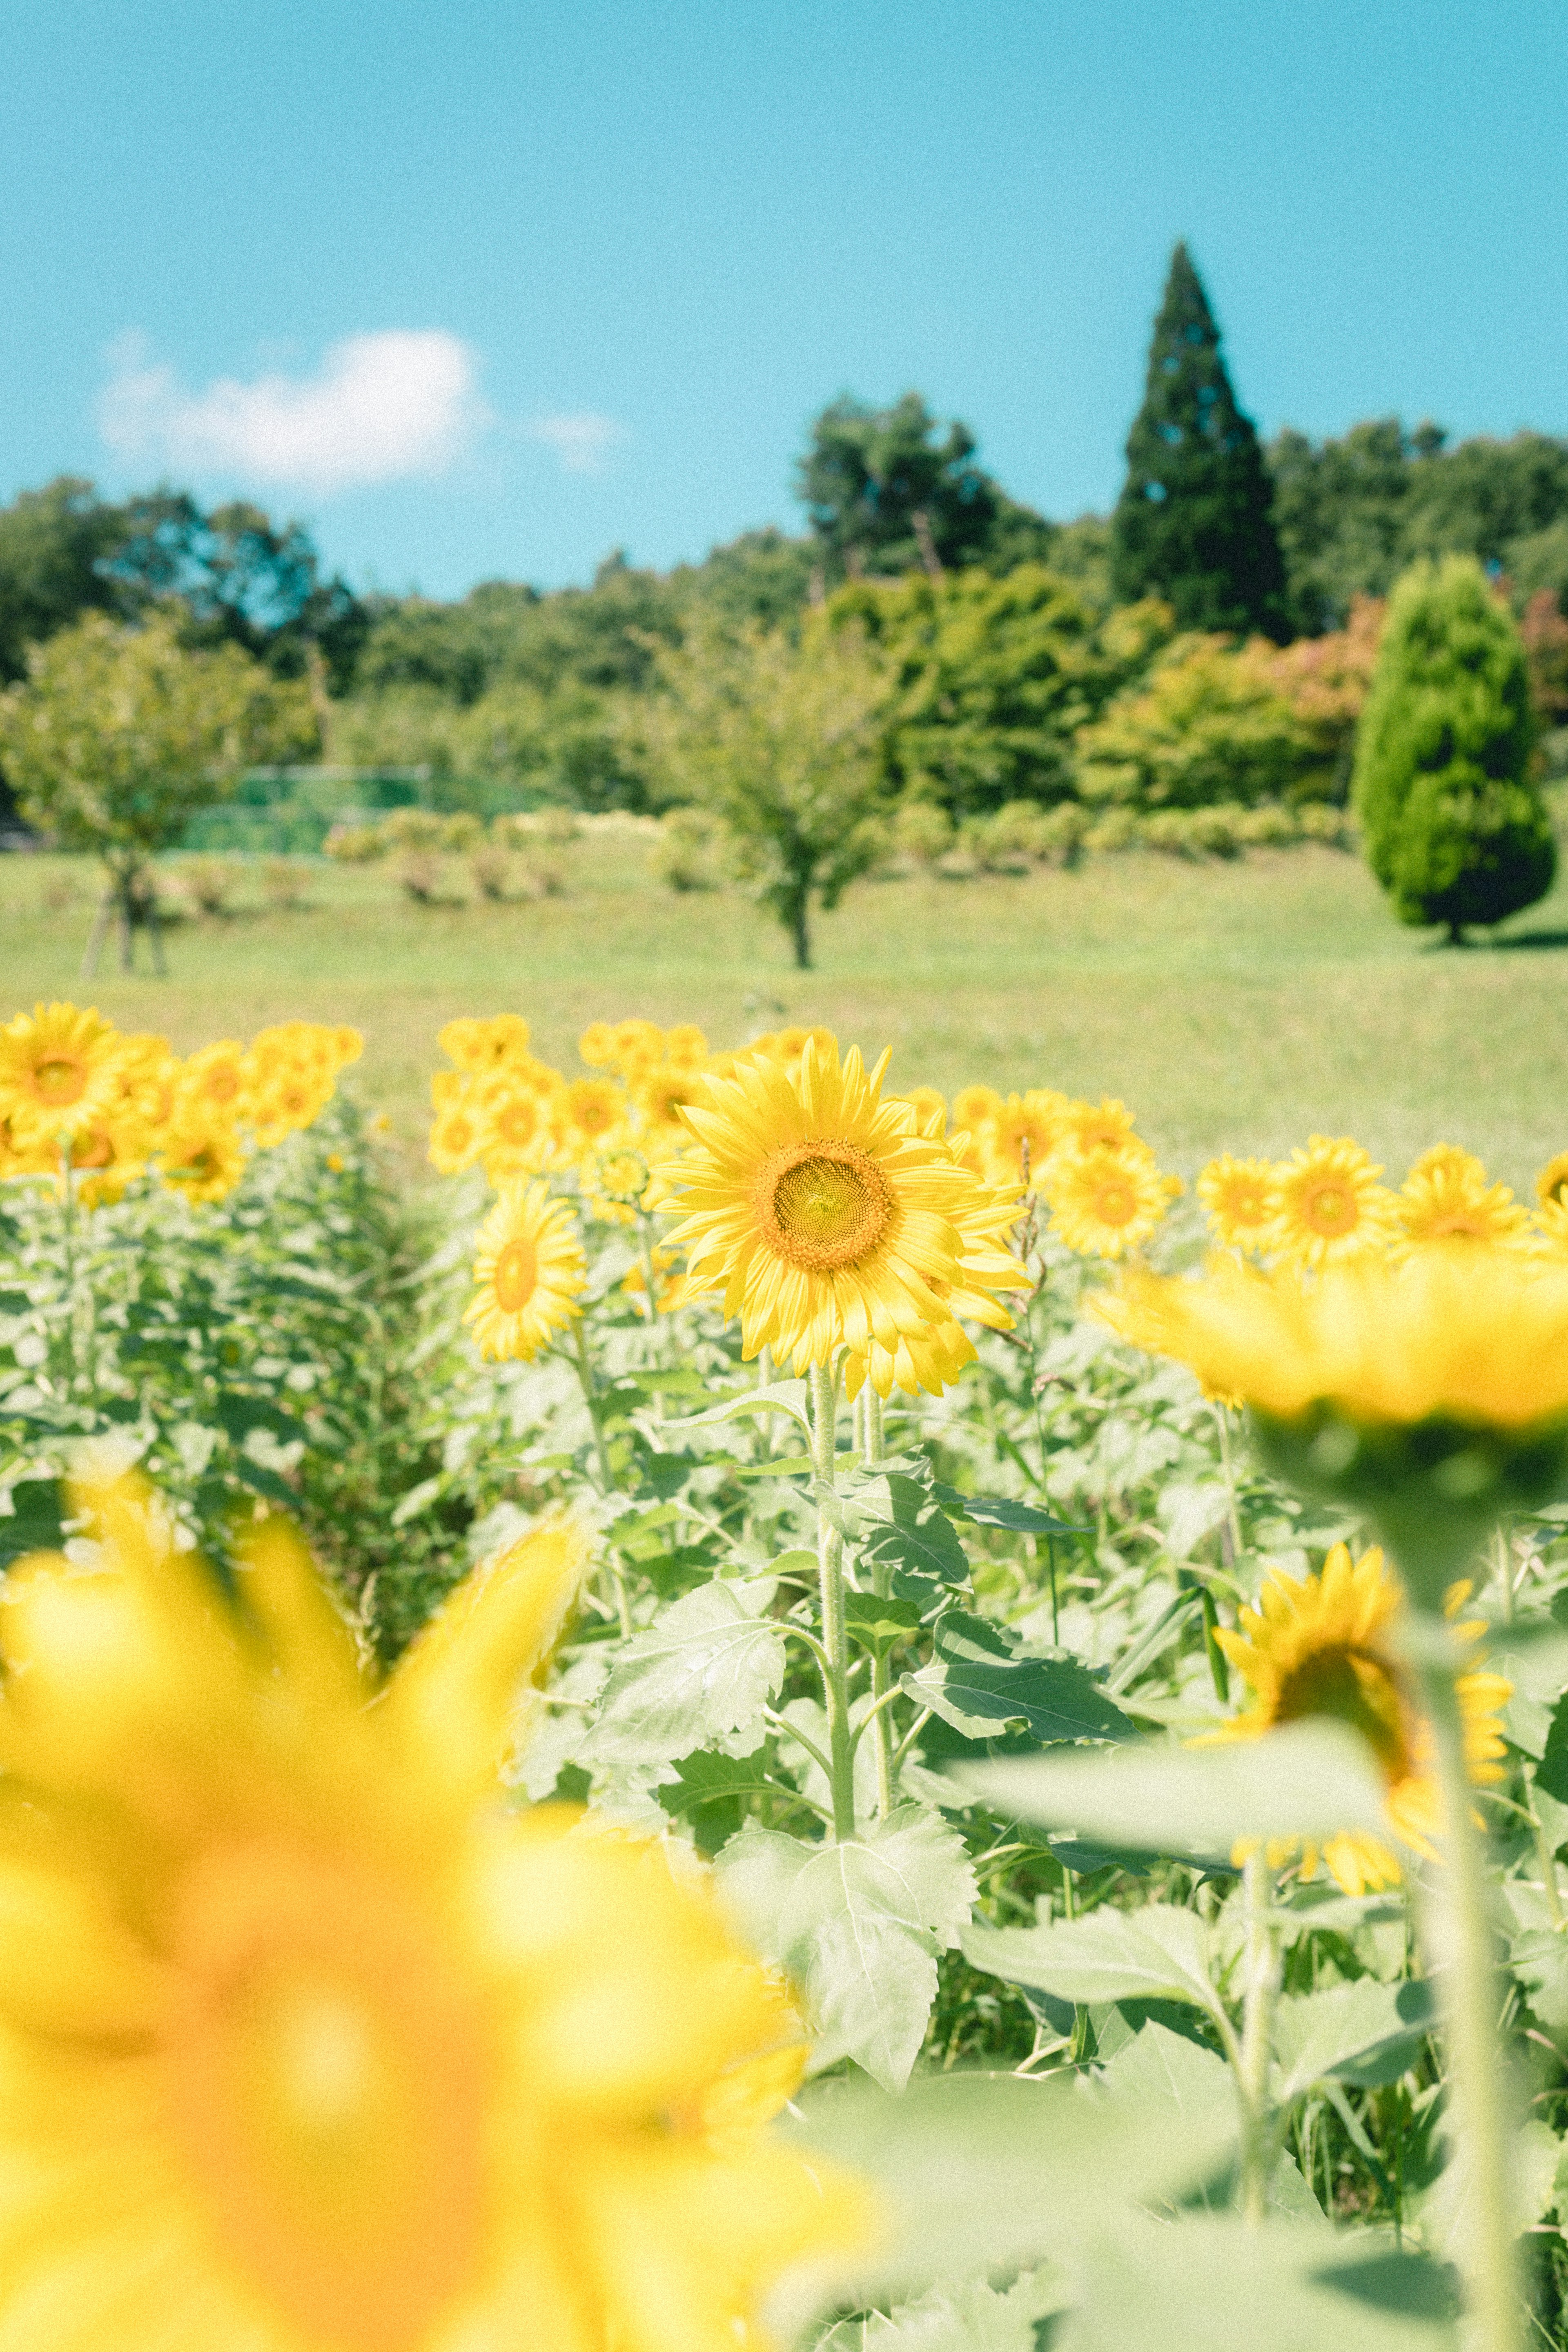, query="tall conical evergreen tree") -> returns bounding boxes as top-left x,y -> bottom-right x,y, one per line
1112,243 -> 1288,639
